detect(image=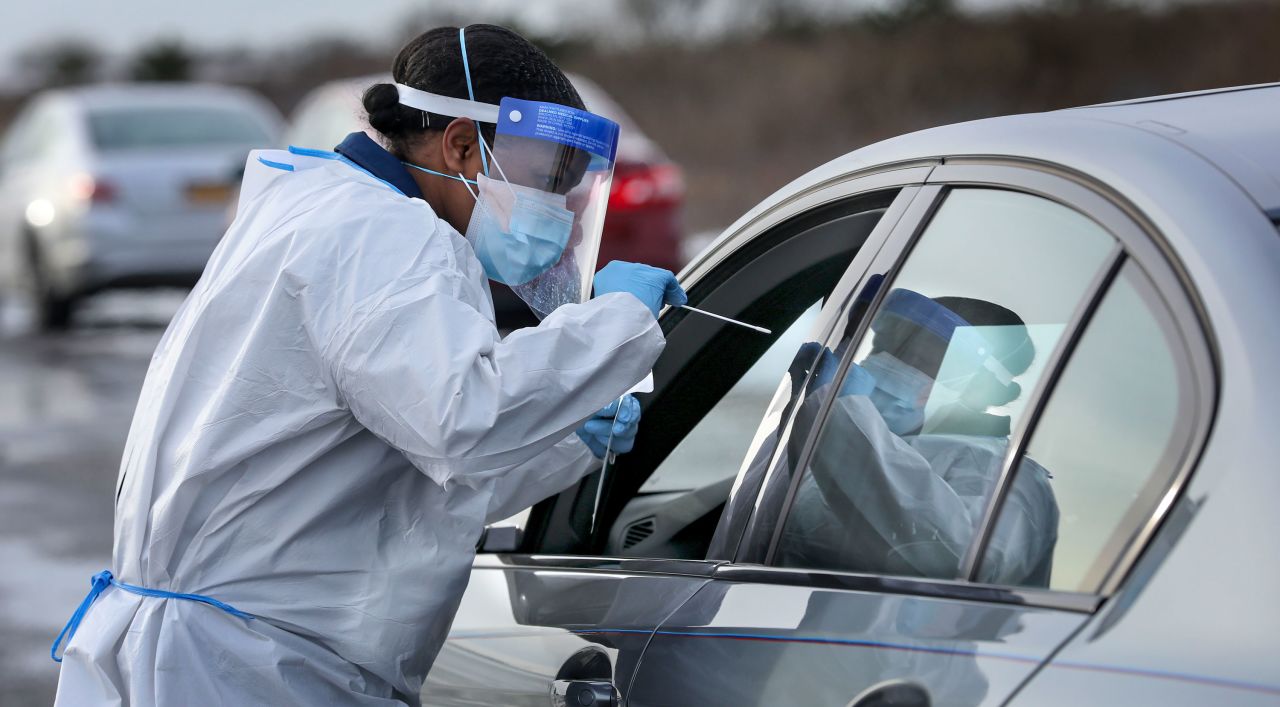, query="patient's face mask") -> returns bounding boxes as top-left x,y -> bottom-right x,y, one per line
861,352 -> 933,436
